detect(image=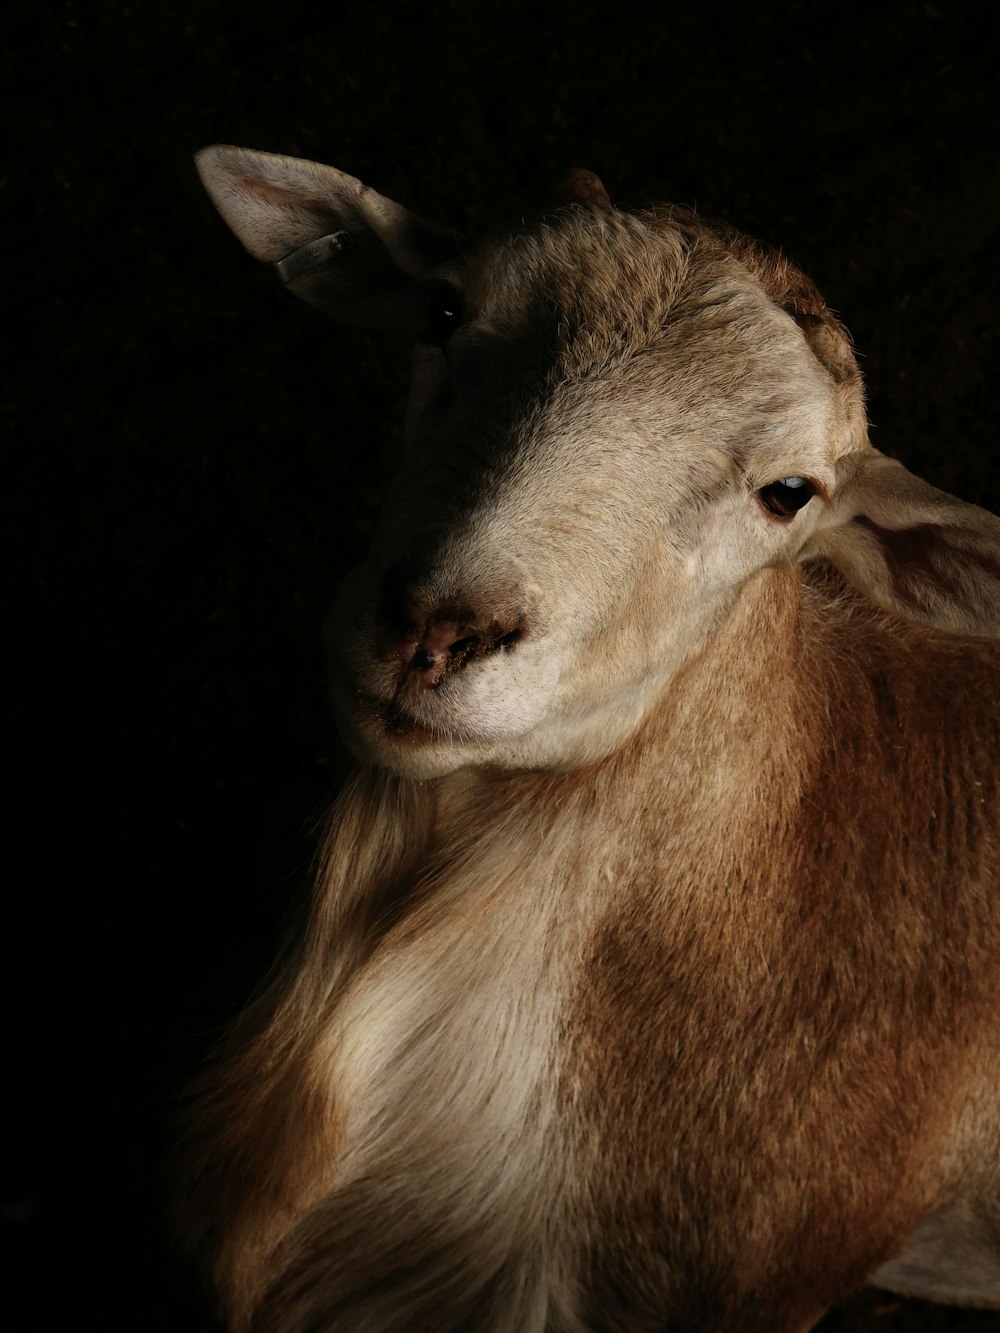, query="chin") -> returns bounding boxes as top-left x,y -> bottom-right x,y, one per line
334,691 -> 493,779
